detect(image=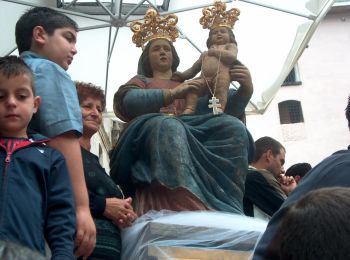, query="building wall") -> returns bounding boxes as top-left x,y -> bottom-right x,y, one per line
246,7 -> 350,169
